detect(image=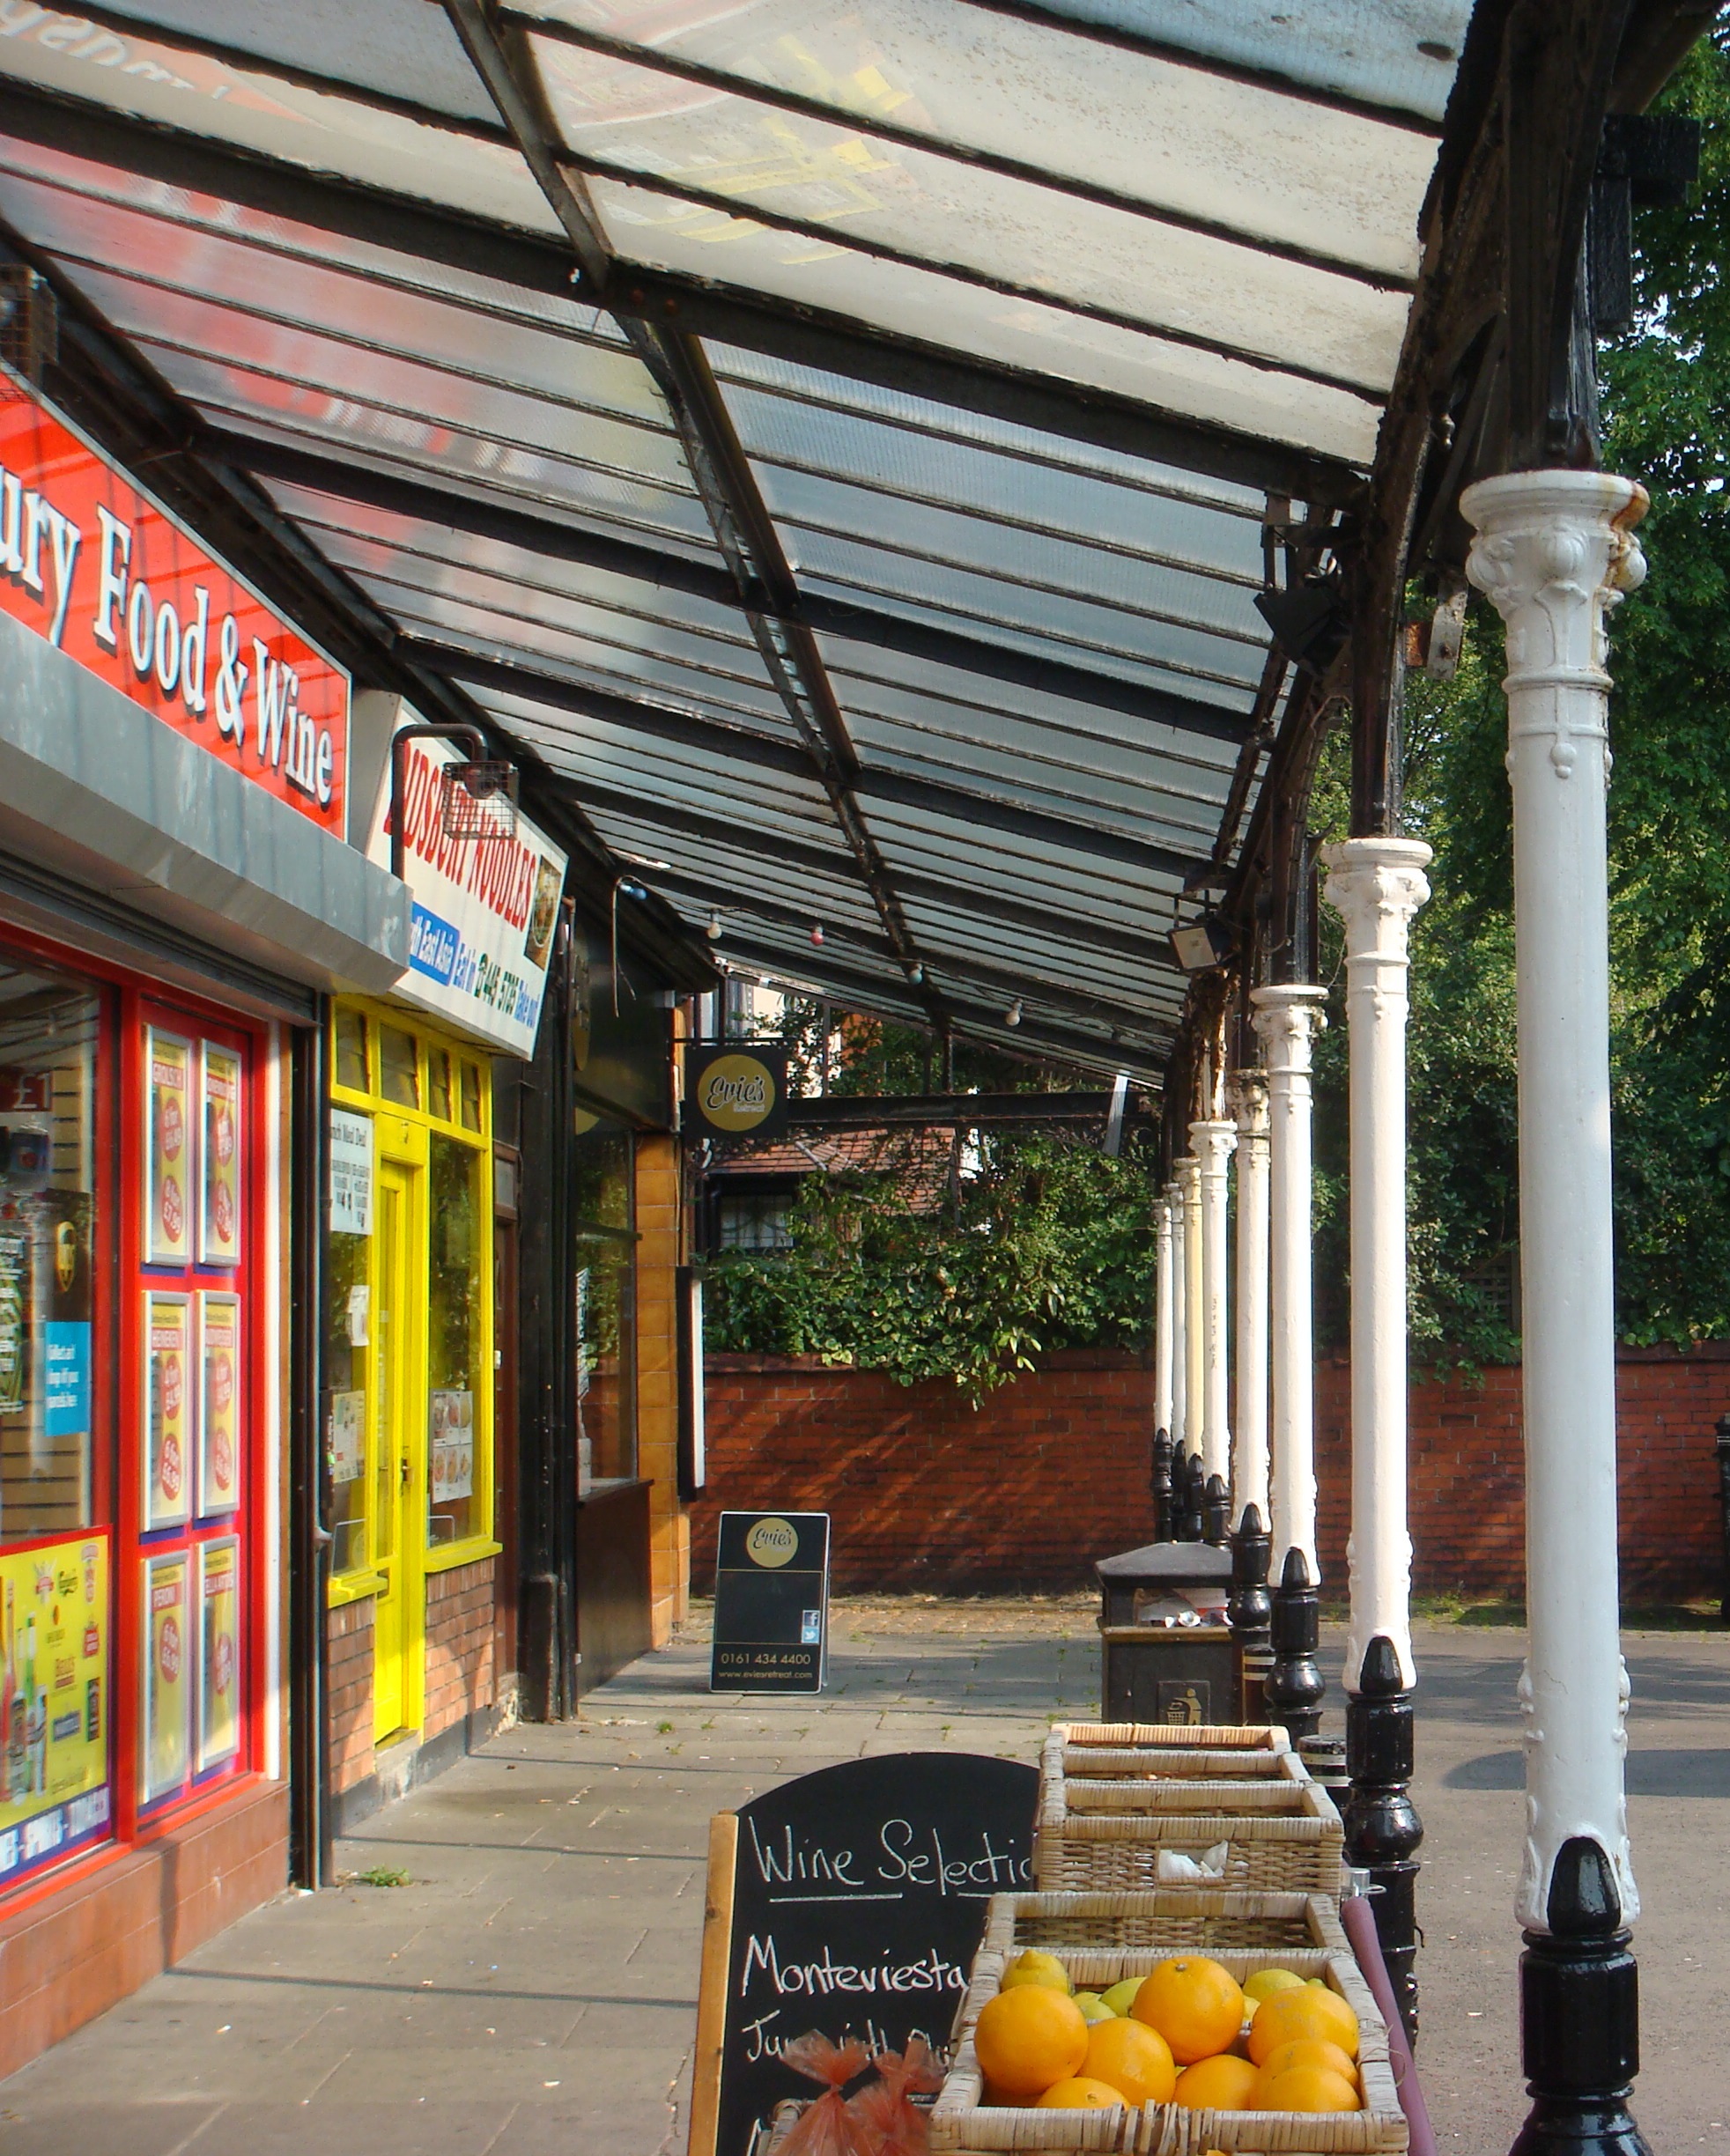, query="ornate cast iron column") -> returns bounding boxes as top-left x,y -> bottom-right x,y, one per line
1193,1117 -> 1237,1488
1251,985 -> 1328,1745
1167,1178 -> 1188,1463
1228,1070 -> 1271,1528
1179,1150 -> 1206,1472
1465,469 -> 1649,2156
1154,1190 -> 1175,1443
1323,836 -> 1431,2042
